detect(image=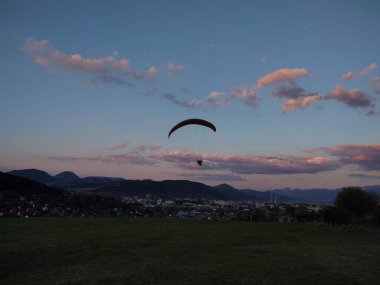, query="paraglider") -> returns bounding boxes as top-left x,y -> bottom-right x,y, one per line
168,118 -> 216,166
168,118 -> 216,138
